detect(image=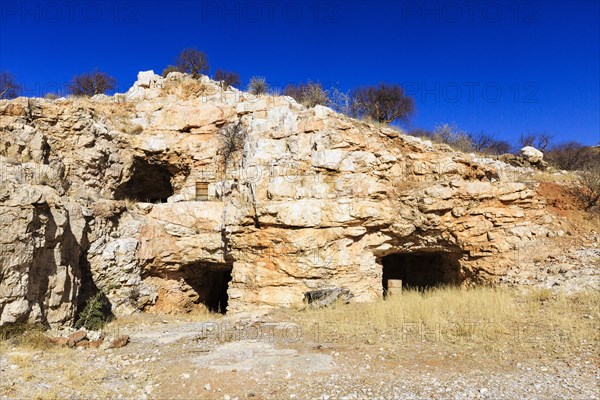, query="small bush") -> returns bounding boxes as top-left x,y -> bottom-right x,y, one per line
0,323 -> 52,350
329,87 -> 351,115
214,69 -> 241,89
162,64 -> 180,77
0,323 -> 29,340
75,292 -> 108,331
127,124 -> 144,135
44,93 -> 59,100
67,71 -> 117,97
431,123 -> 475,153
575,163 -> 600,211
247,76 -> 268,95
283,81 -> 330,108
410,126 -> 511,156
